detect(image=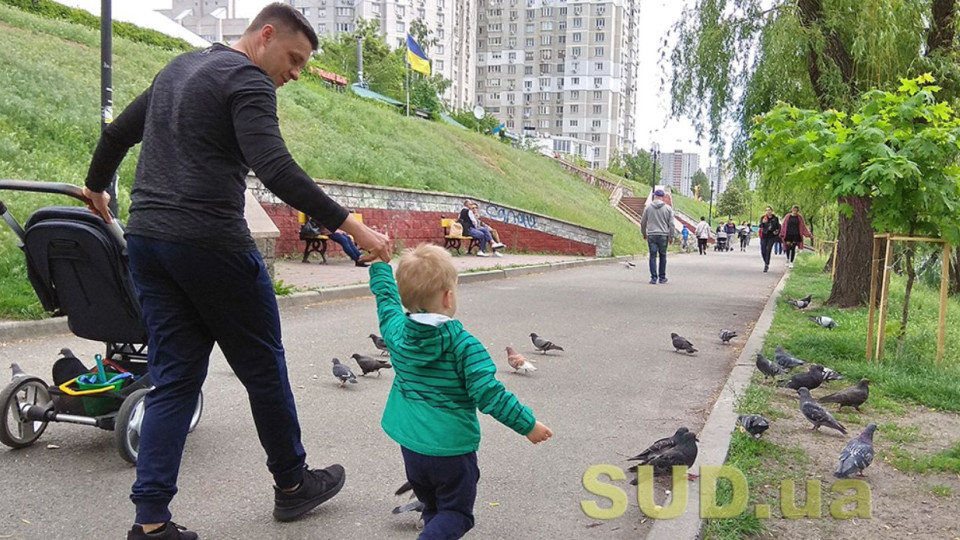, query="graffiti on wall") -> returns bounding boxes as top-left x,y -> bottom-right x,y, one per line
484,205 -> 538,229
